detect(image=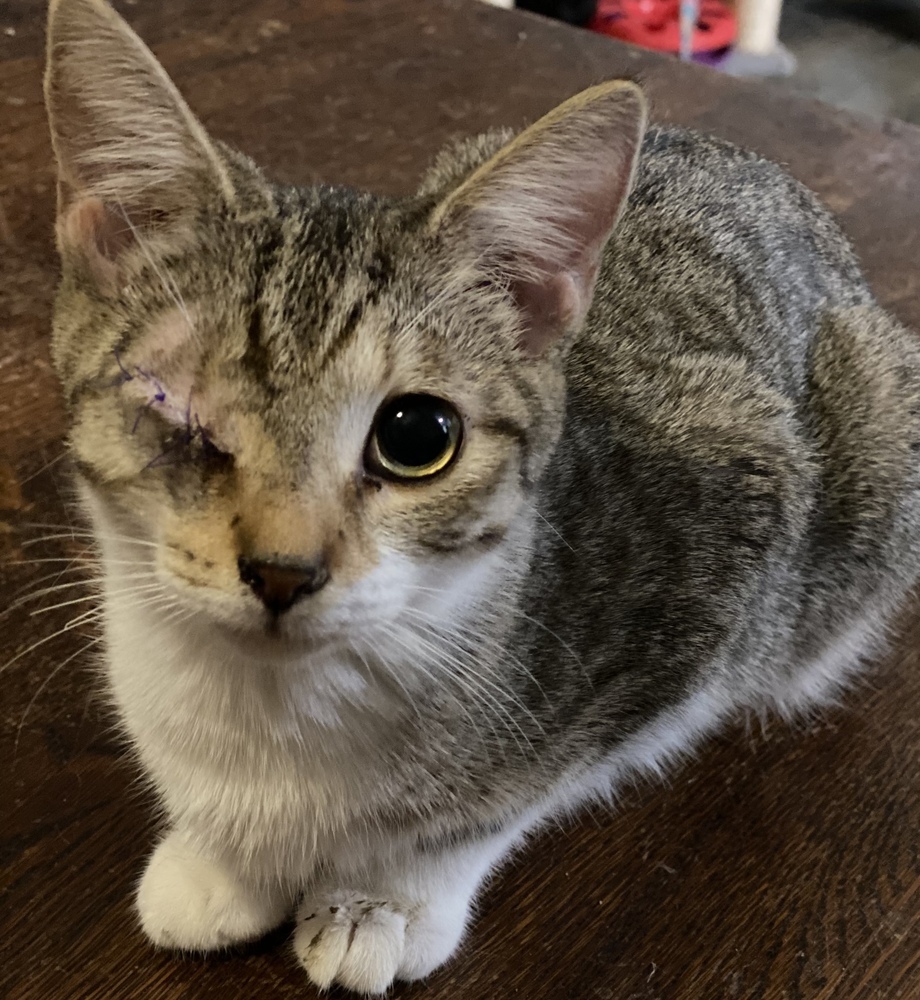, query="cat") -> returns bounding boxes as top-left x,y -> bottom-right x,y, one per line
44,0 -> 920,993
